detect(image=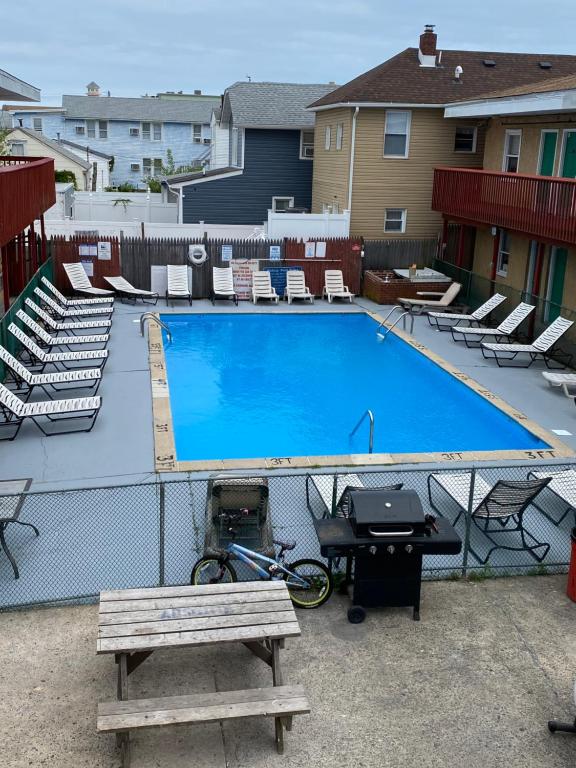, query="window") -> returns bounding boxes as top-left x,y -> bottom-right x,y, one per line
272,197 -> 294,212
503,130 -> 522,172
130,162 -> 141,172
384,111 -> 411,157
129,127 -> 140,137
142,122 -> 161,141
86,120 -> 96,139
300,130 -> 314,159
324,126 -> 331,151
85,120 -> 107,139
323,202 -> 340,214
454,126 -> 477,153
98,120 -> 108,139
192,124 -> 202,143
142,157 -> 163,177
497,230 -> 510,277
75,125 -> 85,136
9,141 -> 25,156
384,208 -> 407,233
336,123 -> 343,151
32,117 -> 42,132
